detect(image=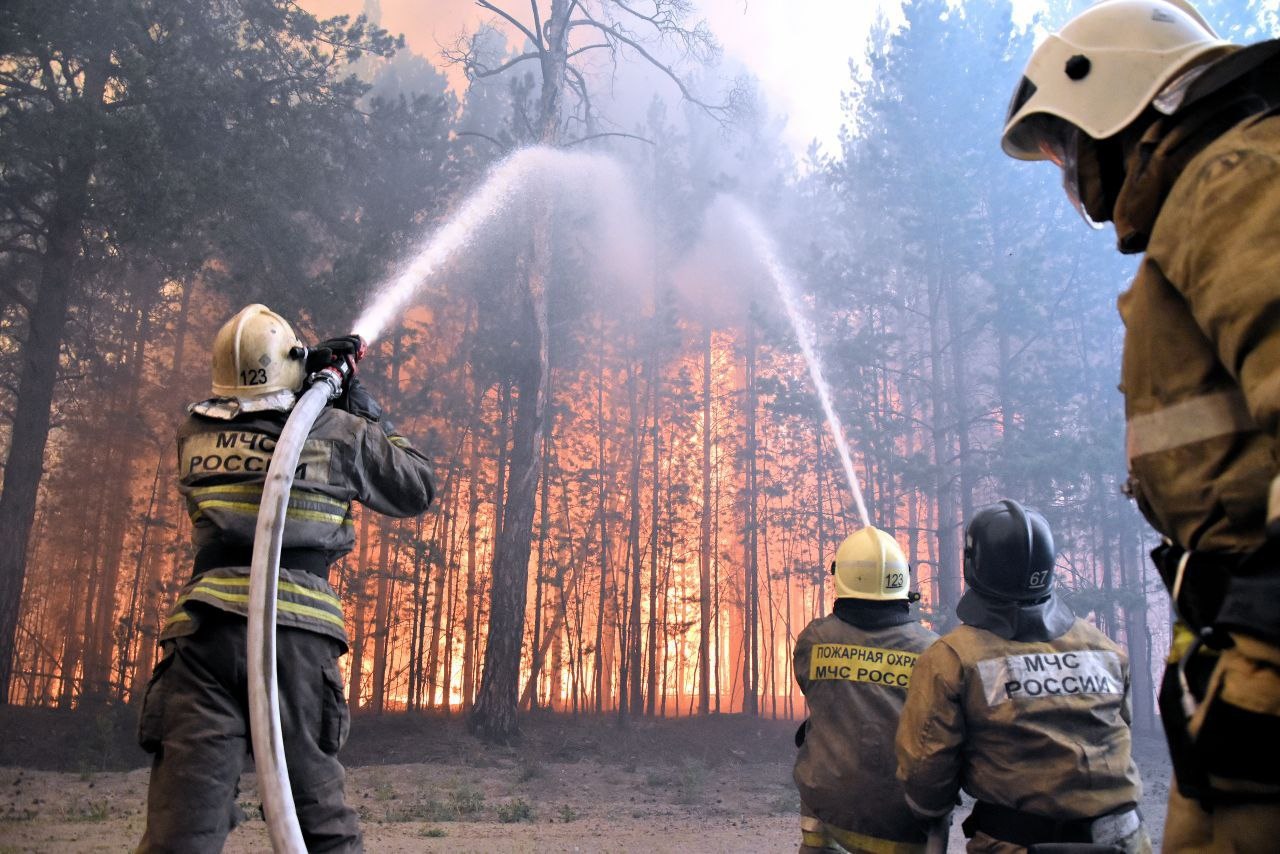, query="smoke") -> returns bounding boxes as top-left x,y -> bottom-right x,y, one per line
352,146 -> 650,343
682,194 -> 871,527
670,196 -> 770,329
